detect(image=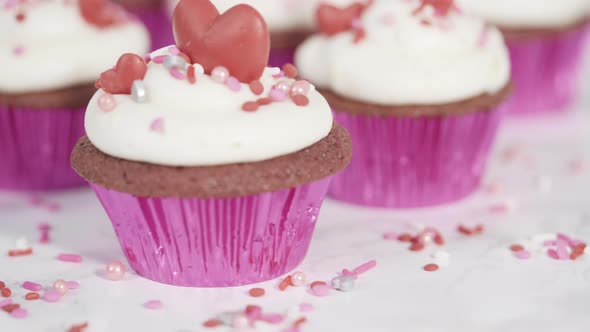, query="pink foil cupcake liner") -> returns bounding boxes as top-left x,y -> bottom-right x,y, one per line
329,107 -> 505,208
269,47 -> 296,68
0,106 -> 86,191
90,177 -> 332,287
134,7 -> 174,50
505,25 -> 589,115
